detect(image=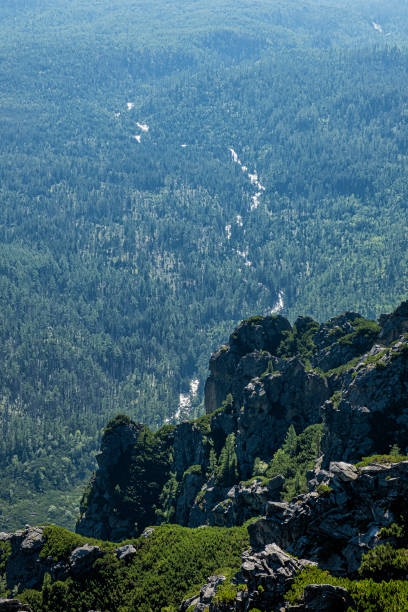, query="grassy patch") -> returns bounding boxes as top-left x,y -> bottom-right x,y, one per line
39,525 -> 115,562
324,355 -> 362,377
316,484 -> 333,497
359,544 -> 408,580
355,454 -> 408,468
